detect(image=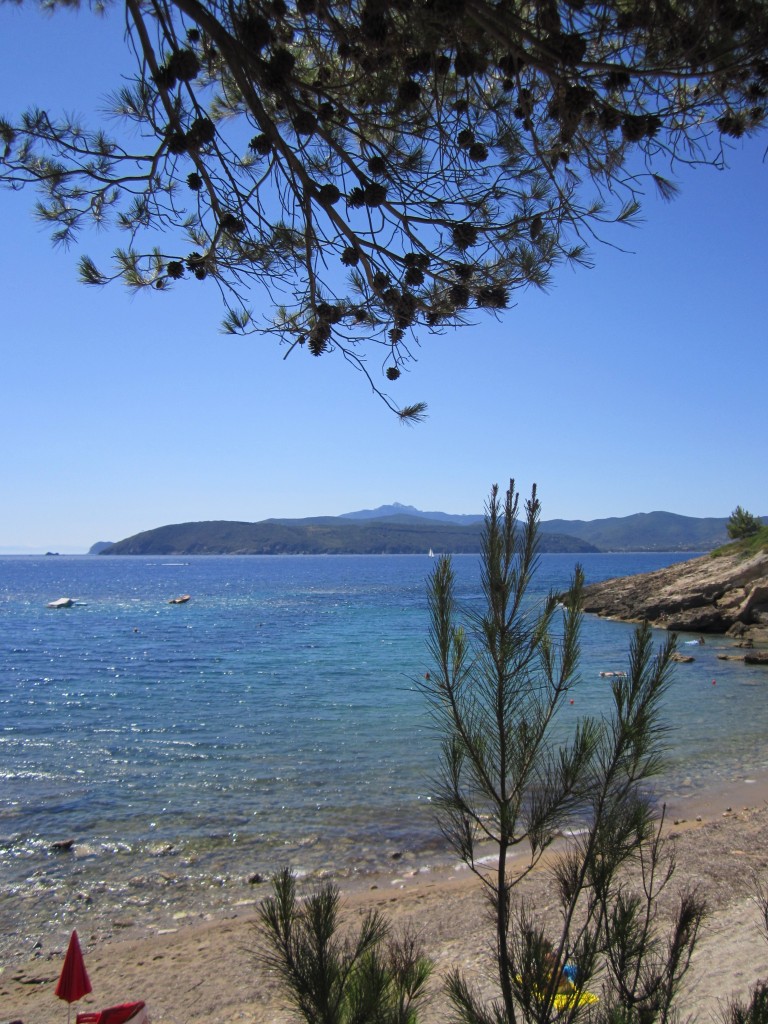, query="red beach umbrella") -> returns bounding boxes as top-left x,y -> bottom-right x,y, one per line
56,930 -> 92,1018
